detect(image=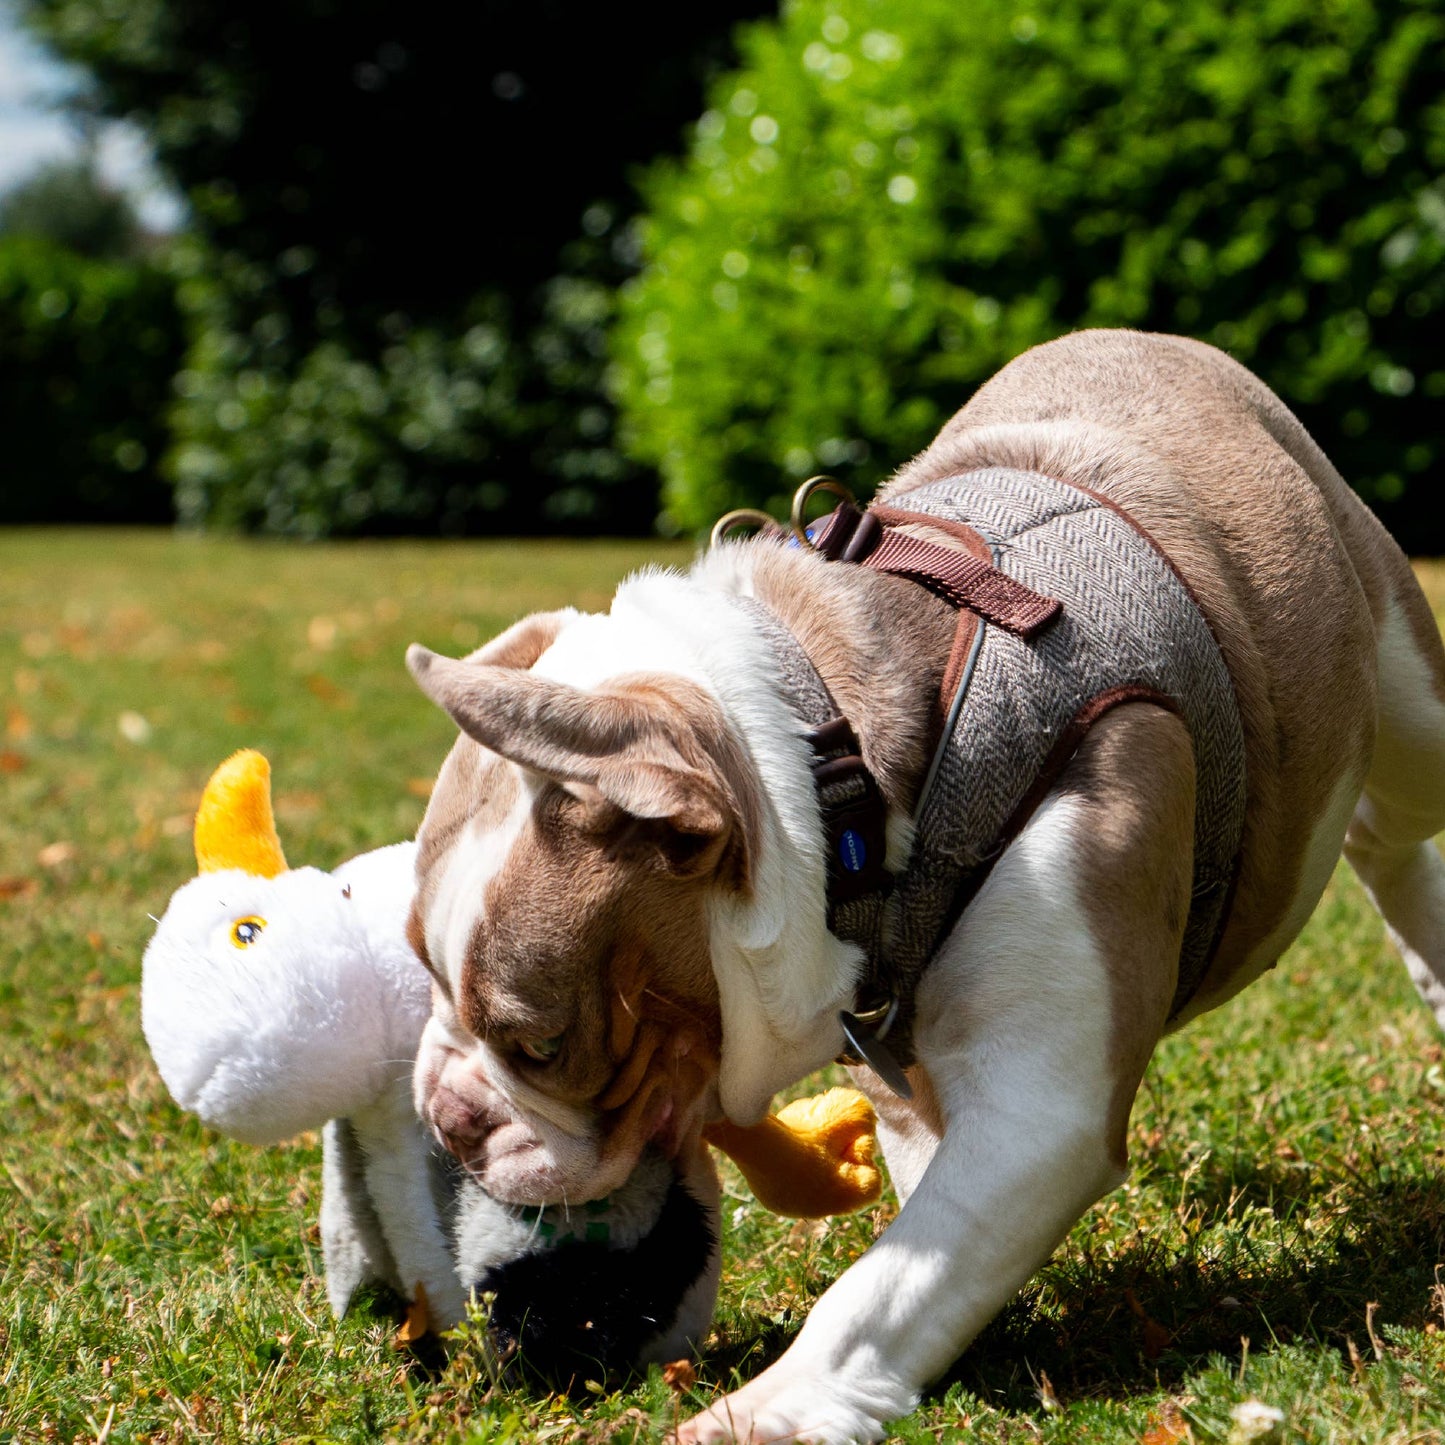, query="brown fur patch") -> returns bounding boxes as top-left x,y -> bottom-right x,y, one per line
455,776 -> 723,1157
408,747 -> 518,990
407,609 -> 571,982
